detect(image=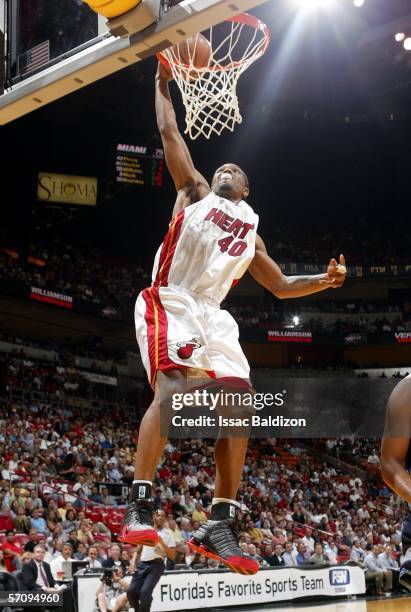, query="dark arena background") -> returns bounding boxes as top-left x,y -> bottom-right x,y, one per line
1,0 -> 411,611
